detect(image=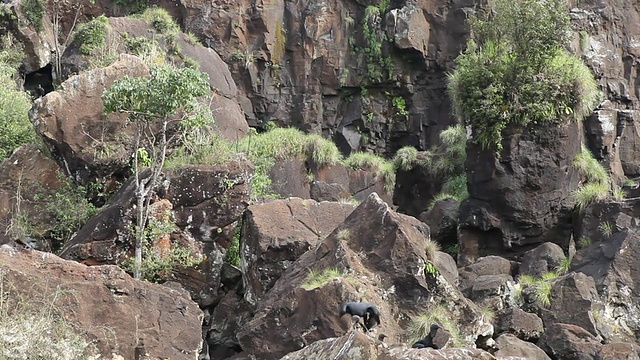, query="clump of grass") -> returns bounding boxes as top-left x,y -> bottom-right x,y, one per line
578,236 -> 592,248
336,228 -> 351,241
393,146 -> 418,171
480,306 -> 495,323
344,152 -> 396,193
184,32 -> 200,45
74,15 -> 109,55
338,197 -> 361,206
598,221 -> 613,237
305,134 -> 343,167
516,271 -> 558,308
425,240 -> 441,261
573,145 -> 610,211
301,267 -> 351,290
138,7 -> 179,34
406,306 -> 464,346
555,256 -> 571,275
613,187 -> 626,201
165,134 -> 234,168
0,273 -> 100,359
